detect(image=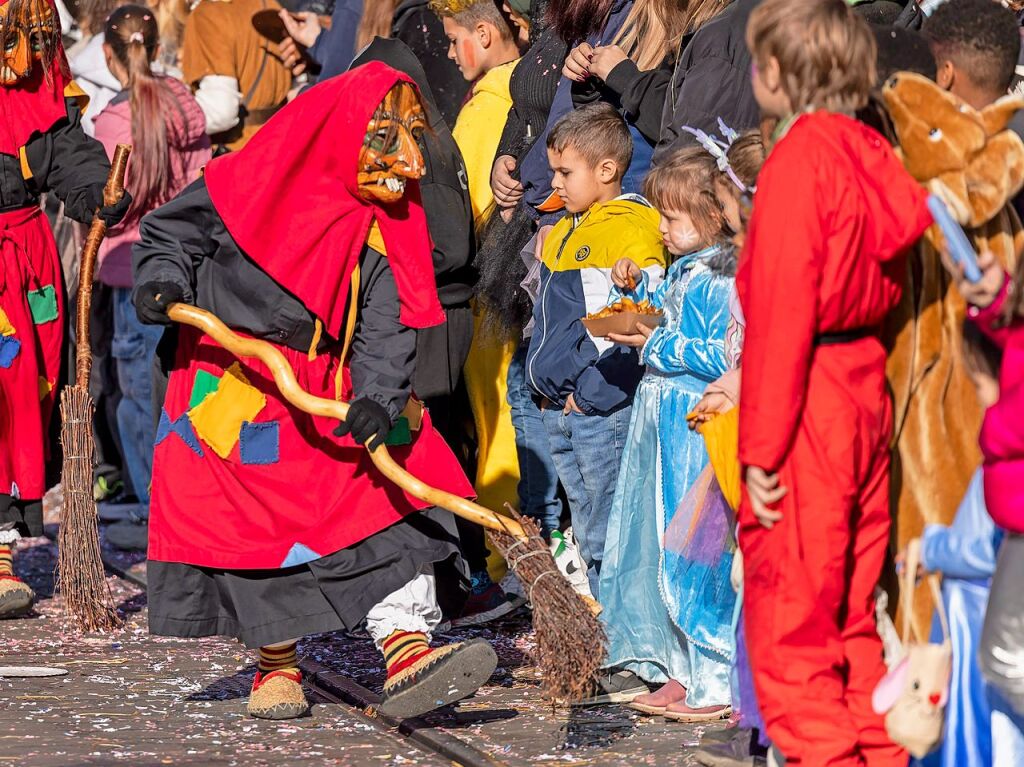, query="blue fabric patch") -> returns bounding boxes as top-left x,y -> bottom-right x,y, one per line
239,421 -> 280,465
280,542 -> 322,568
0,336 -> 21,368
155,409 -> 204,457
